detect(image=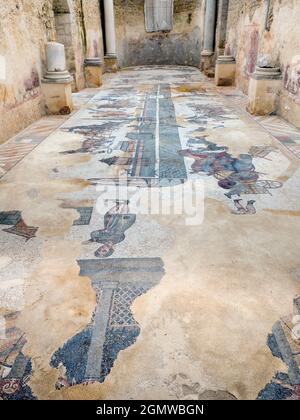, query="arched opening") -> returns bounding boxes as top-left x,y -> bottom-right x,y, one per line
52,0 -> 76,88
